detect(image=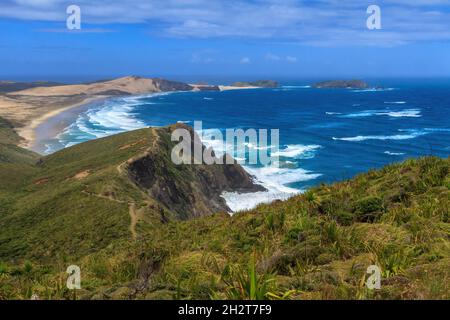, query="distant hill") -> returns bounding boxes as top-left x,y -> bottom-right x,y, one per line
232,80 -> 279,88
313,80 -> 369,89
9,76 -> 194,97
0,81 -> 64,93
